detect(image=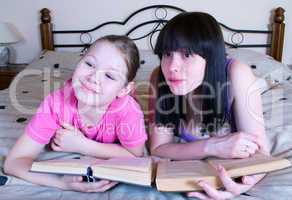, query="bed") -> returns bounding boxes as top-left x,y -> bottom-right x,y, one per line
1,4 -> 292,200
